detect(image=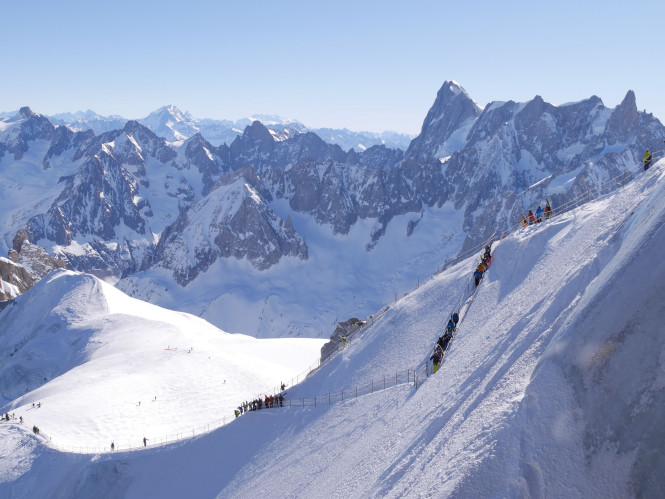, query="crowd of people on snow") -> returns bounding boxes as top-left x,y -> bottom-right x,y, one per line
234,383 -> 287,418
430,242 -> 494,373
